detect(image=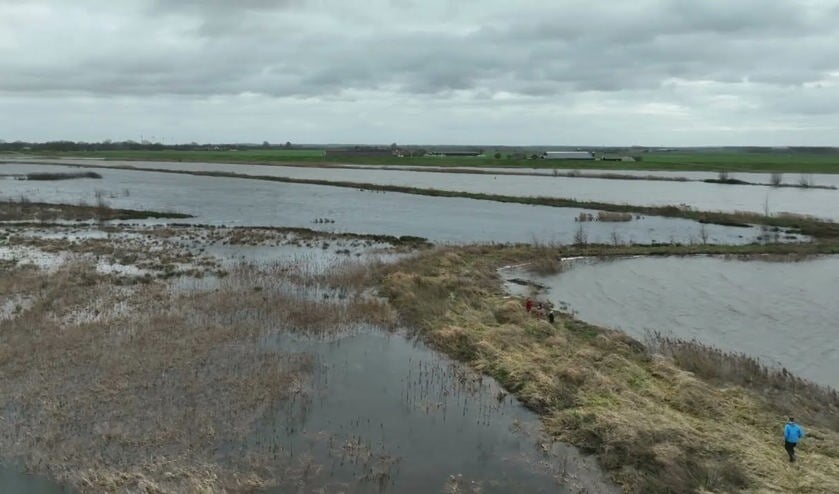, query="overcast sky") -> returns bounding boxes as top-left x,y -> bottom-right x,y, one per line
2,0 -> 839,145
